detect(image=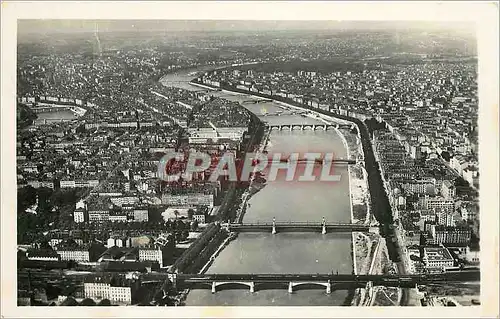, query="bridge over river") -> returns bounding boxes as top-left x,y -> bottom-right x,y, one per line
160,270 -> 480,294
223,218 -> 374,234
265,158 -> 359,165
268,123 -> 355,131
30,104 -> 87,116
242,99 -> 273,104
